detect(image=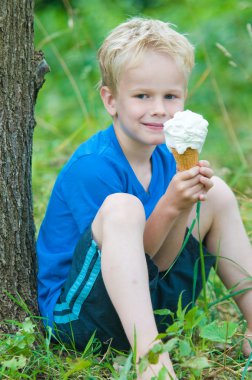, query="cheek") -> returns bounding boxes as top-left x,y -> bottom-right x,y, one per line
170,101 -> 184,114
122,104 -> 144,119
117,99 -> 147,120
130,102 -> 147,116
